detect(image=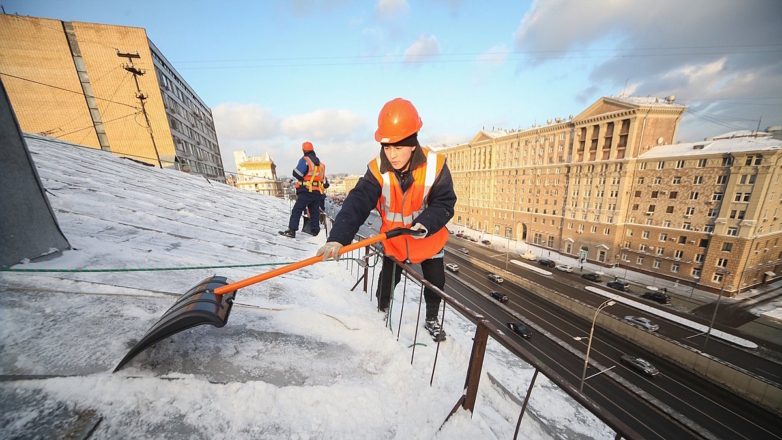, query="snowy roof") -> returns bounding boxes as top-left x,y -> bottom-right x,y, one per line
711,130 -> 771,140
639,137 -> 782,159
608,96 -> 686,108
1,133 -> 608,438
